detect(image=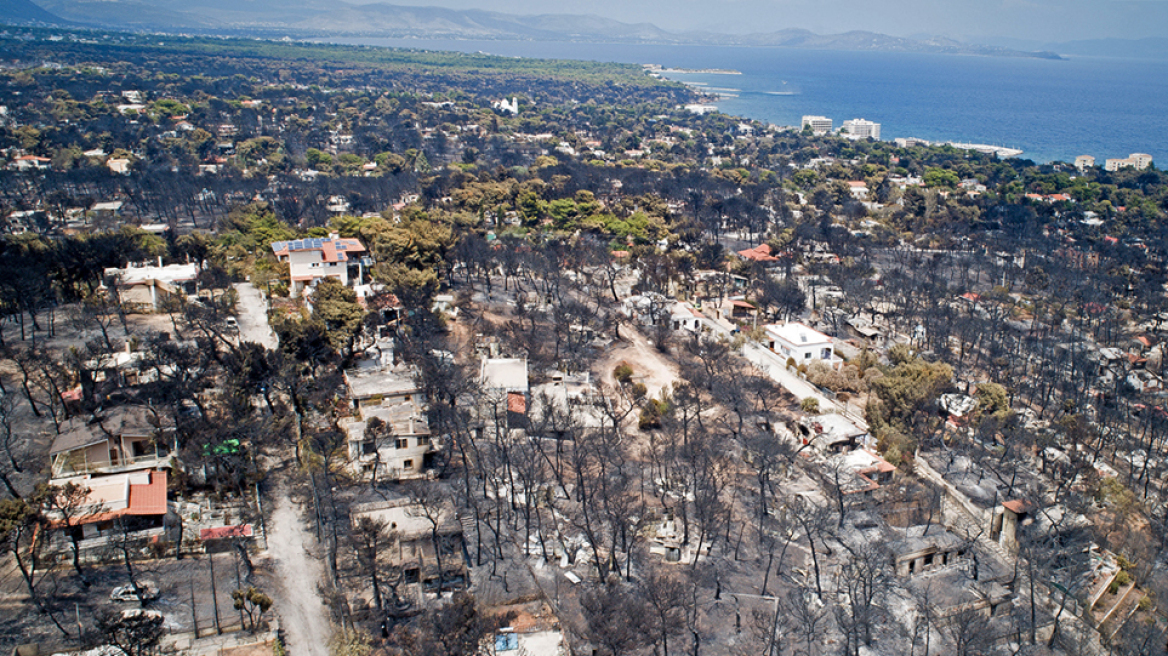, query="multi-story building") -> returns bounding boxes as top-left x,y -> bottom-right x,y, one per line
271,235 -> 367,294
1105,153 -> 1154,172
1074,155 -> 1095,172
841,118 -> 881,140
342,342 -> 437,481
801,115 -> 833,134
